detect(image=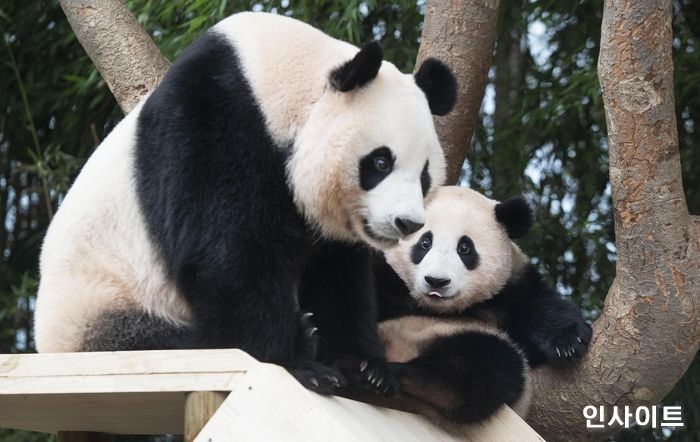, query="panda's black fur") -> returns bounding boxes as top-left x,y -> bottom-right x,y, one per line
366,187 -> 592,424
